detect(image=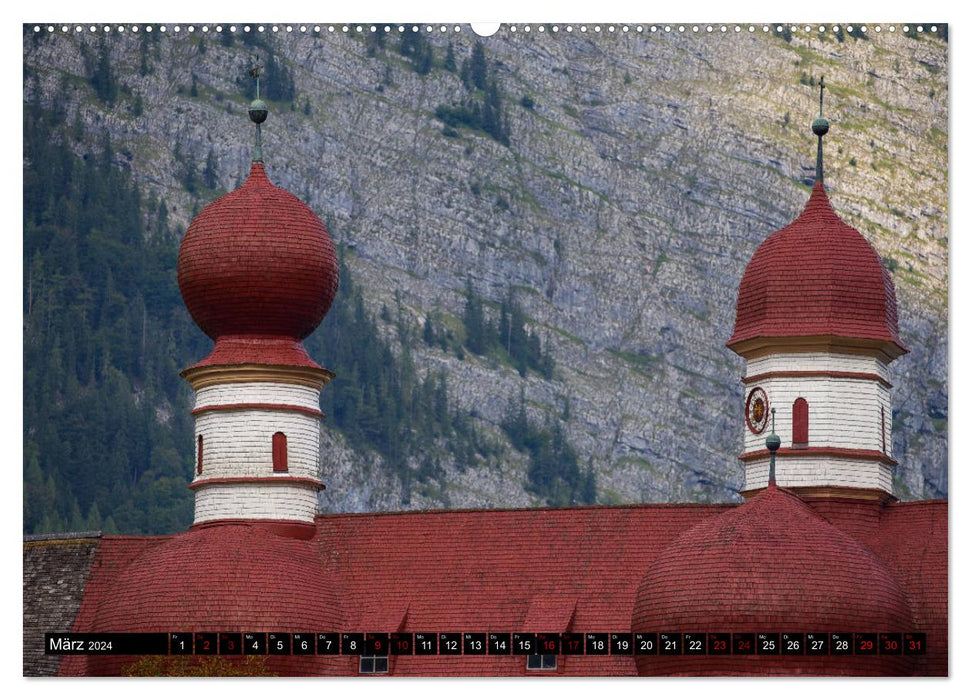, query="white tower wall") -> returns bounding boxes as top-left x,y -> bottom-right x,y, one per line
740,352 -> 896,497
190,381 -> 324,524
